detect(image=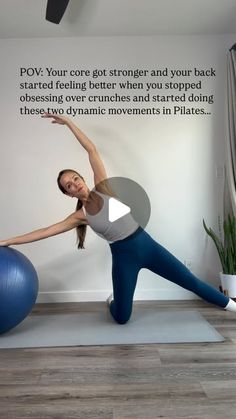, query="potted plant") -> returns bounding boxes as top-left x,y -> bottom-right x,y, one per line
203,214 -> 236,298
